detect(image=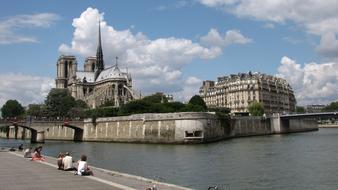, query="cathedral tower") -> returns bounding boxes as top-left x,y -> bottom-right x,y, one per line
55,55 -> 77,88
